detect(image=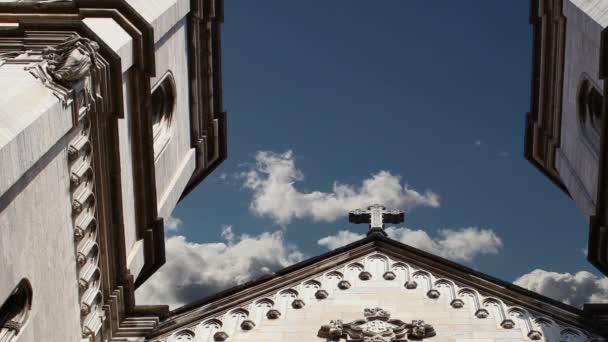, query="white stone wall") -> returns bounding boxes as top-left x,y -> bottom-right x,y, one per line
150,15 -> 196,220
0,67 -> 83,340
557,0 -> 608,217
124,0 -> 190,44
